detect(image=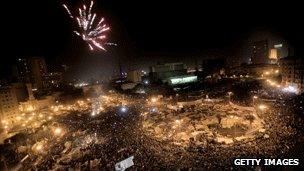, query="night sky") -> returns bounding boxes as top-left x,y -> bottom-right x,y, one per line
2,0 -> 304,80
